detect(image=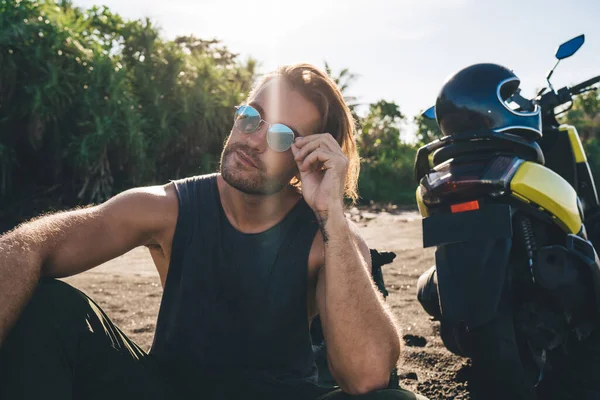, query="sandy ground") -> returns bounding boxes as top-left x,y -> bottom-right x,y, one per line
62,207 -> 470,399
